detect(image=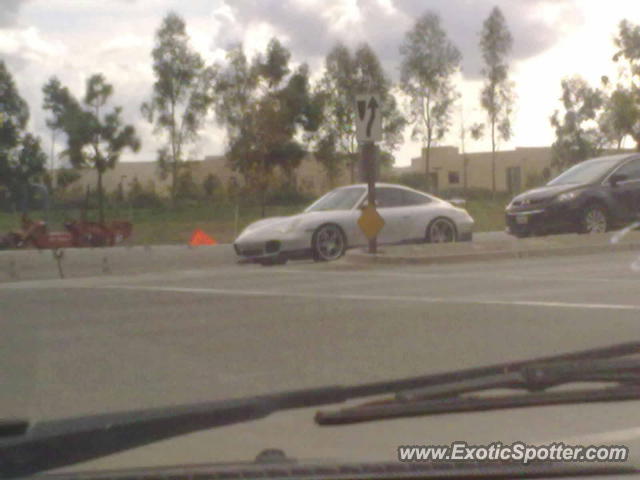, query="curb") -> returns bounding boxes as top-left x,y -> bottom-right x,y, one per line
0,244 -> 237,283
345,241 -> 640,266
